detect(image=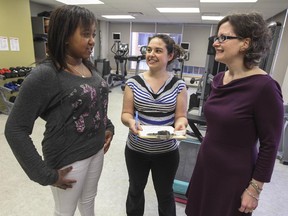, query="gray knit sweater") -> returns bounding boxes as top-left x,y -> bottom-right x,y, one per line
5,62 -> 114,186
